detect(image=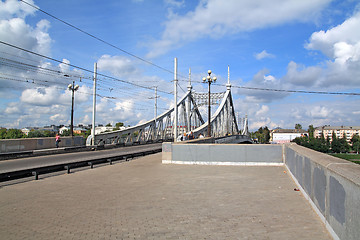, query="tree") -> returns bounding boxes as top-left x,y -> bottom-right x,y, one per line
251,126 -> 270,144
338,134 -> 350,153
61,130 -> 70,136
0,128 -> 7,139
295,123 -> 302,130
351,134 -> 360,154
331,131 -> 340,153
106,123 -> 112,127
27,130 -> 44,138
114,122 -> 124,130
308,125 -> 315,138
263,126 -> 270,143
5,129 -> 25,139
